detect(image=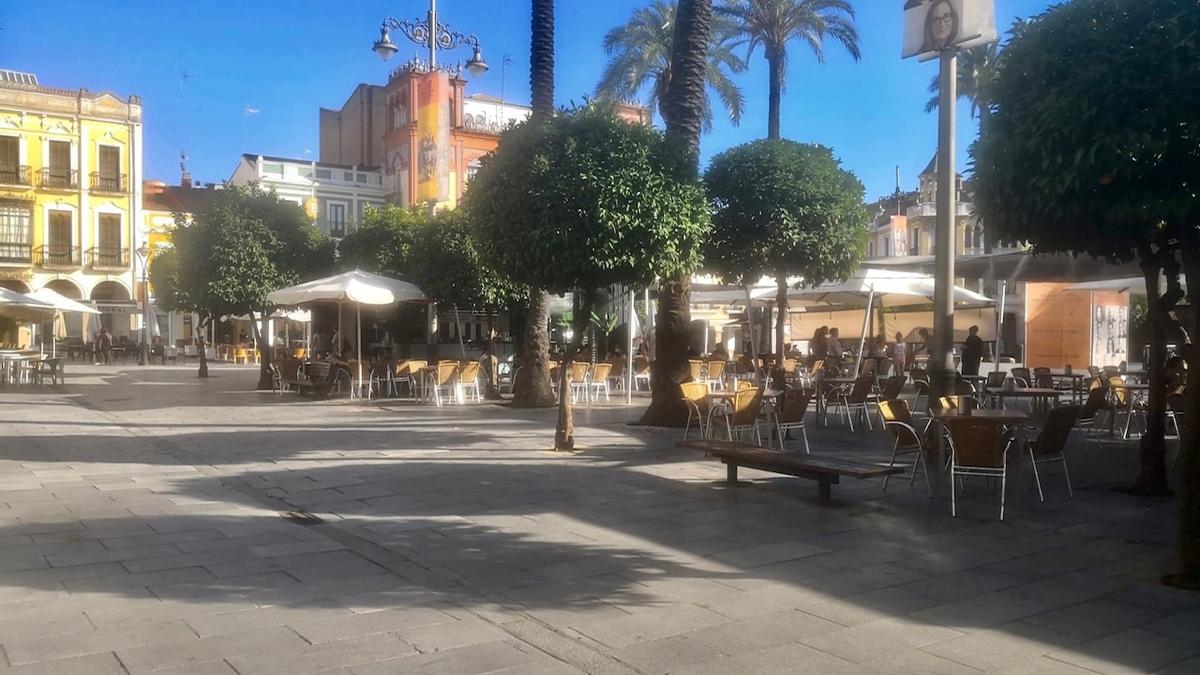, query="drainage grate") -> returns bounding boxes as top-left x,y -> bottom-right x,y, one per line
281,510 -> 324,525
